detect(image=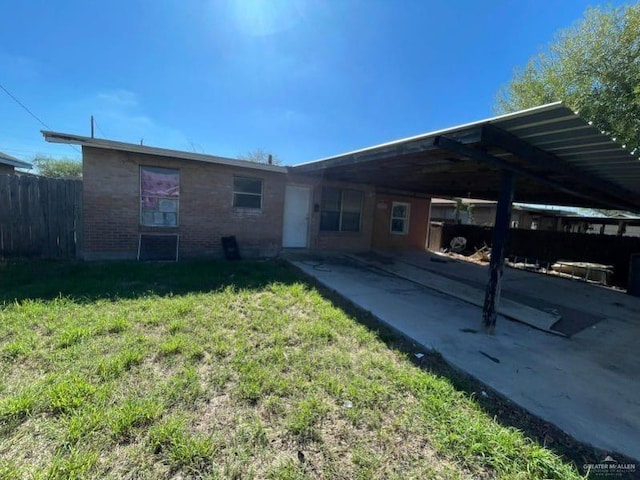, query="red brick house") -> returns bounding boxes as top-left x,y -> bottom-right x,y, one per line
42,132 -> 431,260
